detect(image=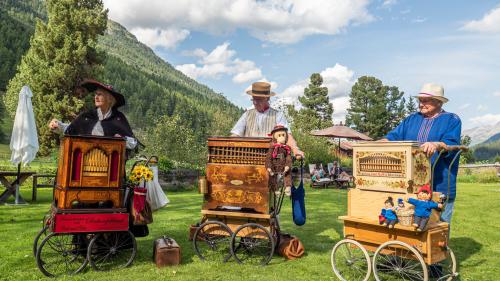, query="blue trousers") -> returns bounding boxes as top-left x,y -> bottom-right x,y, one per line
440,200 -> 455,224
